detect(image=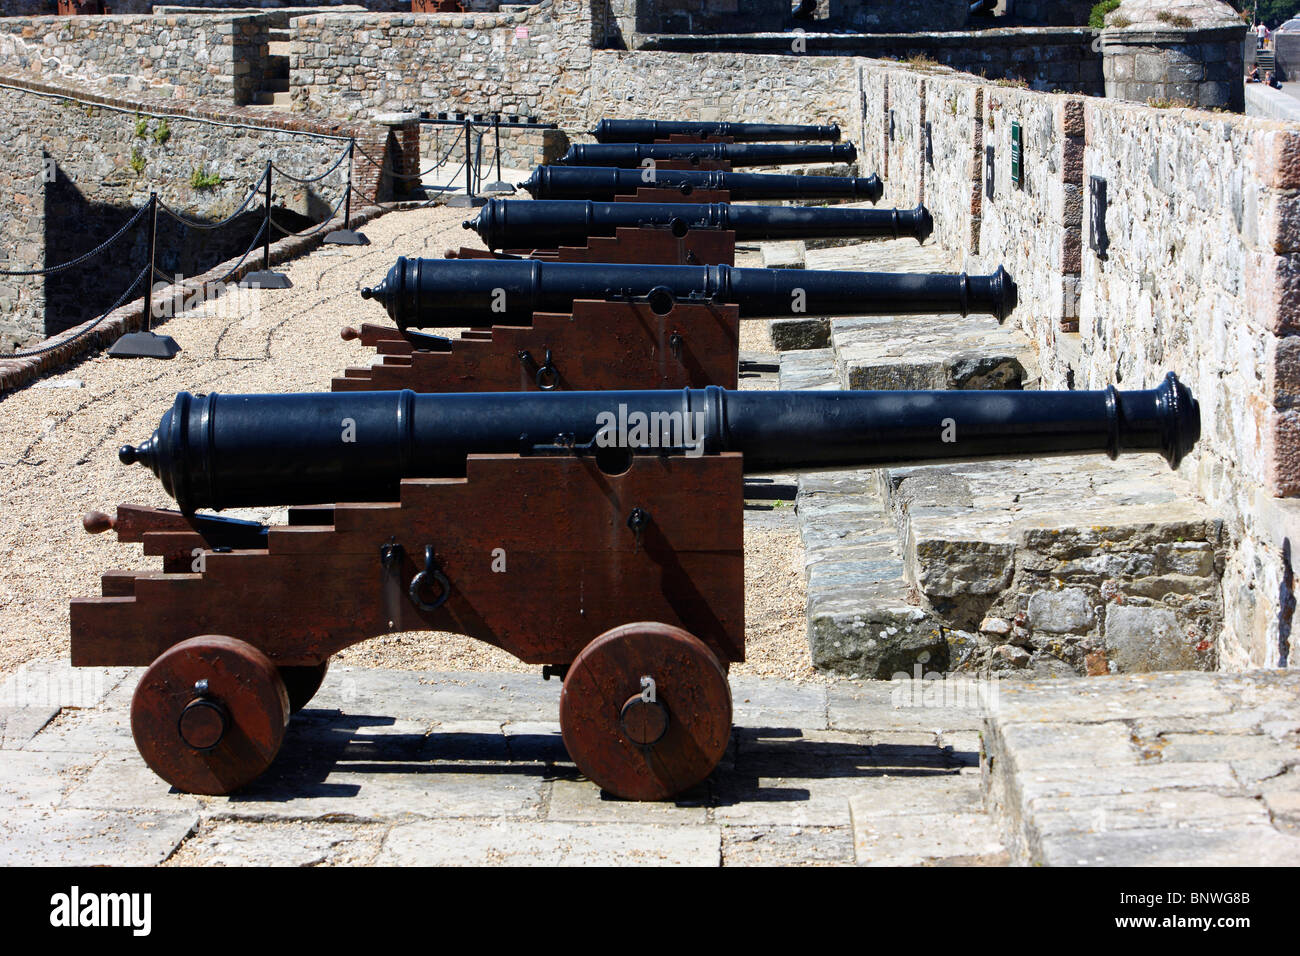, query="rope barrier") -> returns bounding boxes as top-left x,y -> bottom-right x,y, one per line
1,115 -> 445,360
270,140 -> 353,185
0,201 -> 151,276
269,188 -> 350,239
156,166 -> 269,231
4,264 -> 152,359
353,124 -> 465,182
